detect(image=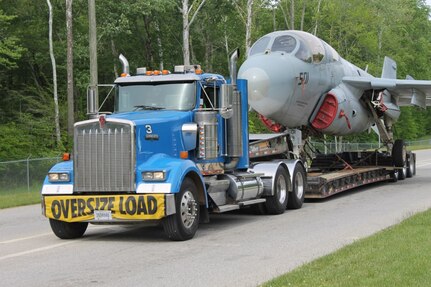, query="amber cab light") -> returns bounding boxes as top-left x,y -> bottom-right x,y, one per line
180,151 -> 189,159
62,153 -> 71,161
